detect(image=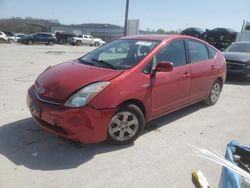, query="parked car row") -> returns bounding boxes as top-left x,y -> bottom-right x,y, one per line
181,27 -> 237,50
0,31 -> 106,46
